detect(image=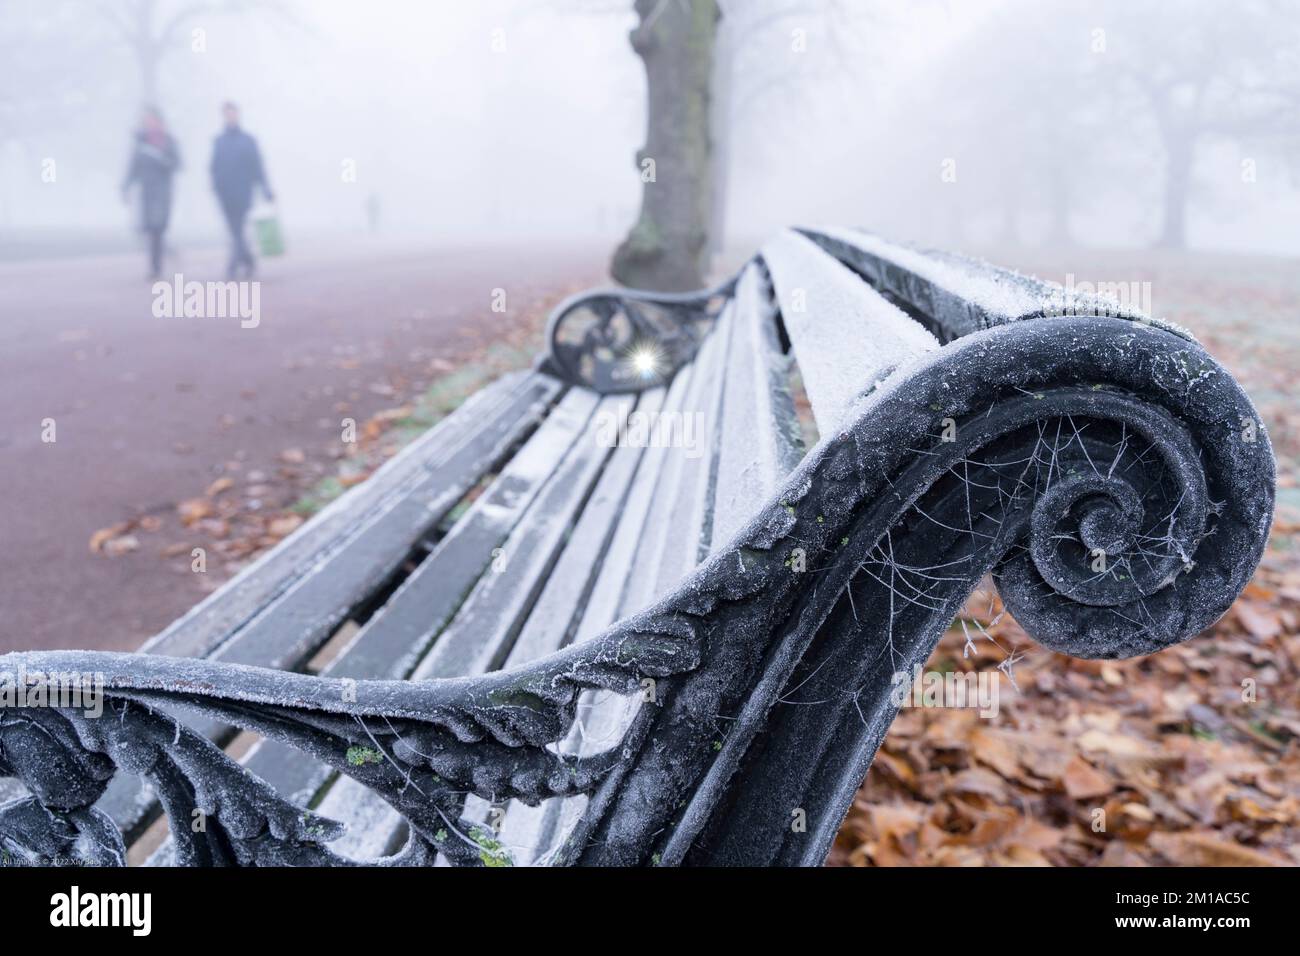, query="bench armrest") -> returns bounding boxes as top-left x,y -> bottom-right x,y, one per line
540,273 -> 741,393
